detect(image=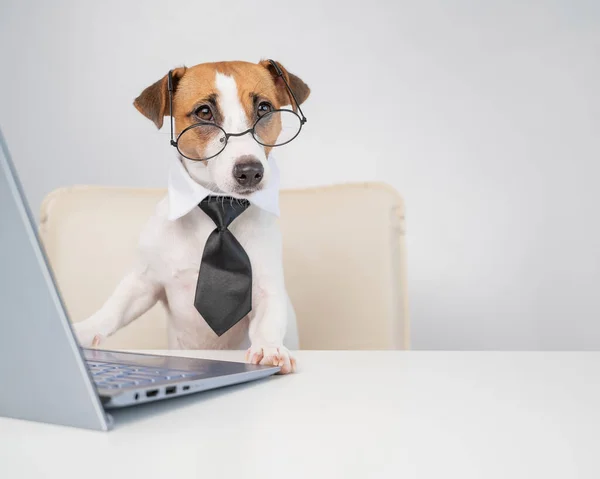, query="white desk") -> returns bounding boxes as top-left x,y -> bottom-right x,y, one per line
1,351 -> 599,478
